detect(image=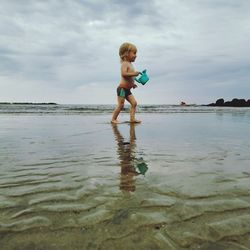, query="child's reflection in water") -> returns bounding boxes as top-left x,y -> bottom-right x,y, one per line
112,123 -> 146,192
